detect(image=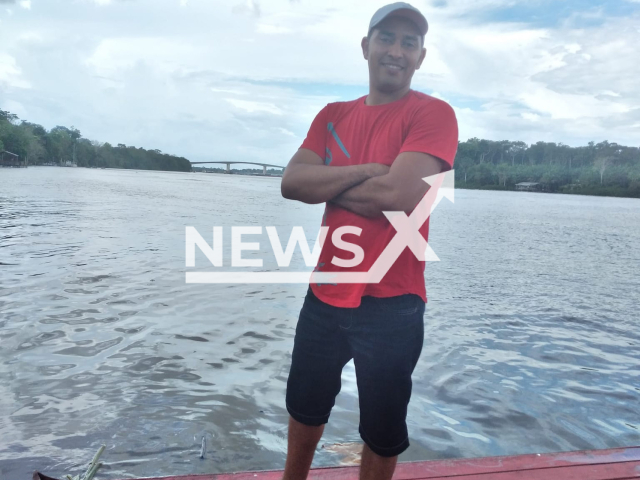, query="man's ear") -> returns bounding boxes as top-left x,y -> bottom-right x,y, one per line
415,47 -> 427,70
361,36 -> 369,60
